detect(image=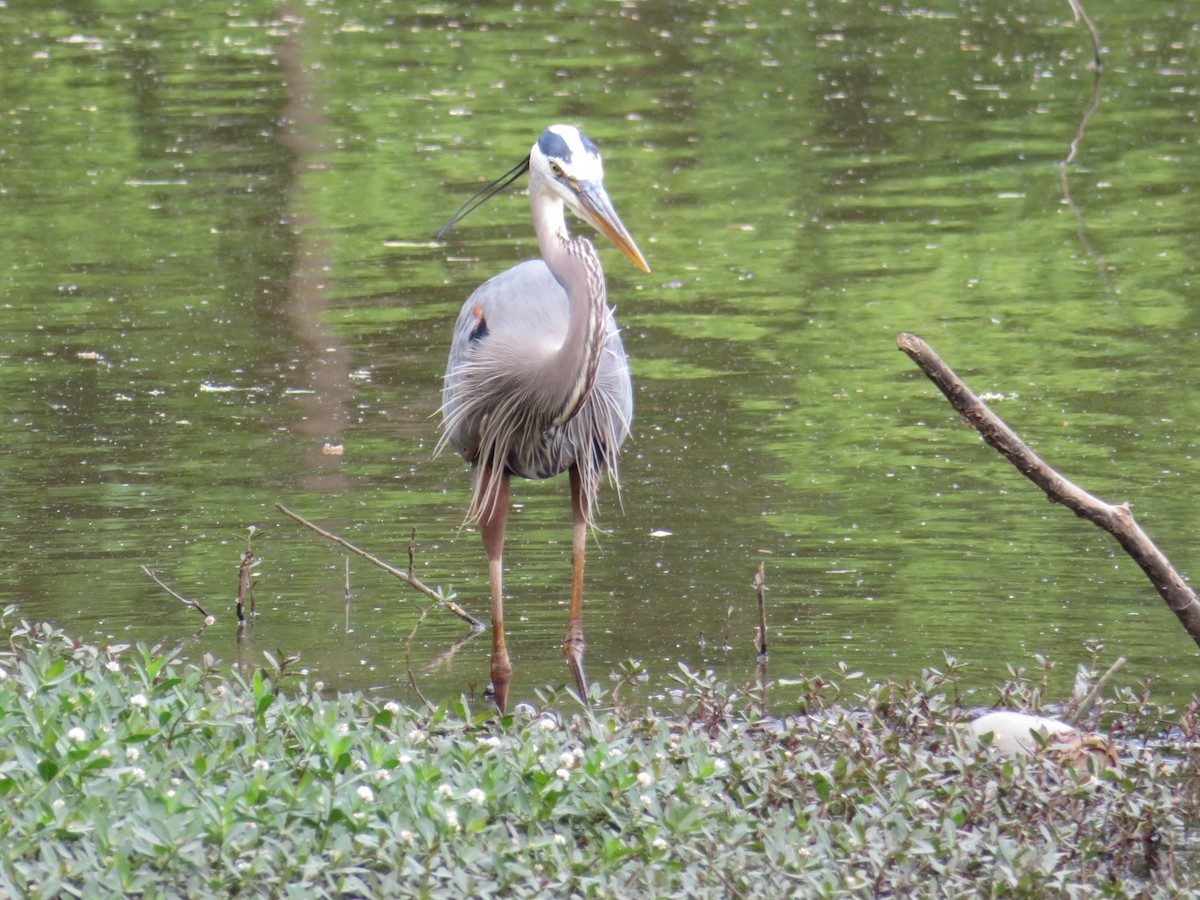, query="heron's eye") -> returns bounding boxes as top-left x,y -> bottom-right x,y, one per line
549,161 -> 564,178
